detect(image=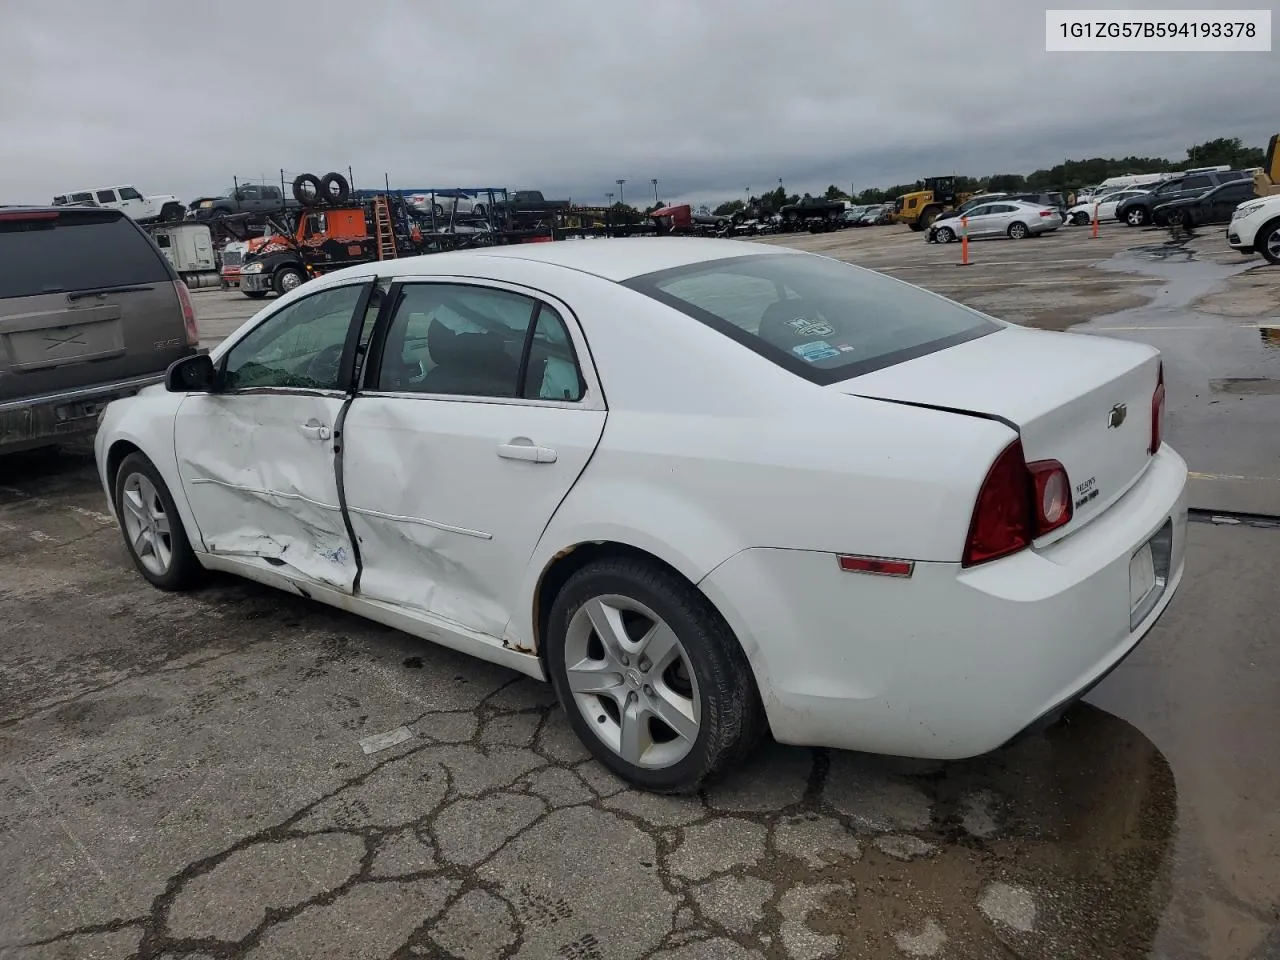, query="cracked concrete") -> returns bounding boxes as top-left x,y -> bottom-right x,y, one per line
3,406 -> 1278,959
